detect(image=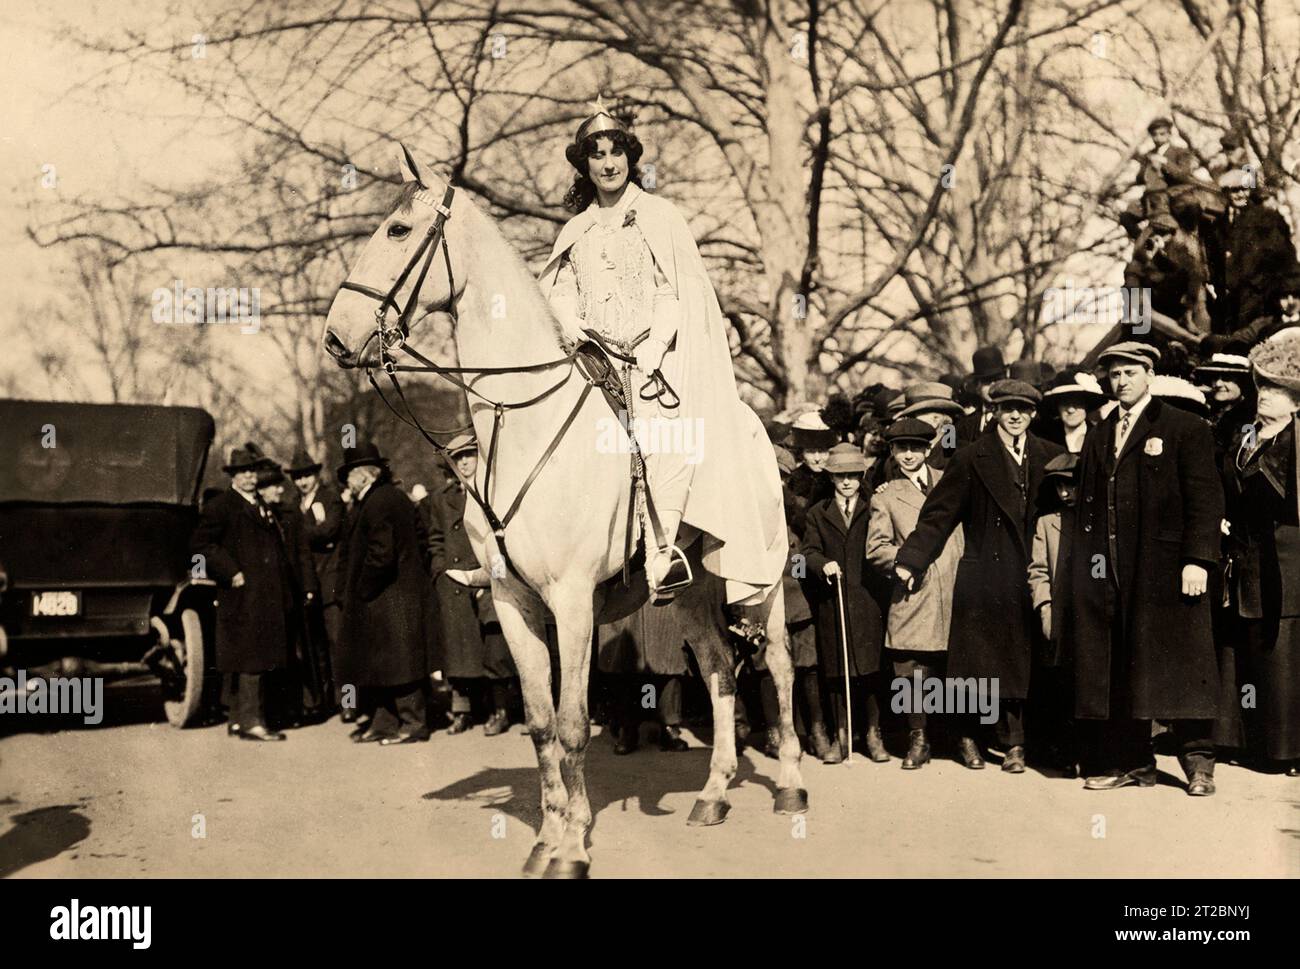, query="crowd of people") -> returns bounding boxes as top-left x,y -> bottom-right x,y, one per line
757,325 -> 1300,795
191,435 -> 519,745
192,103 -> 1300,801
